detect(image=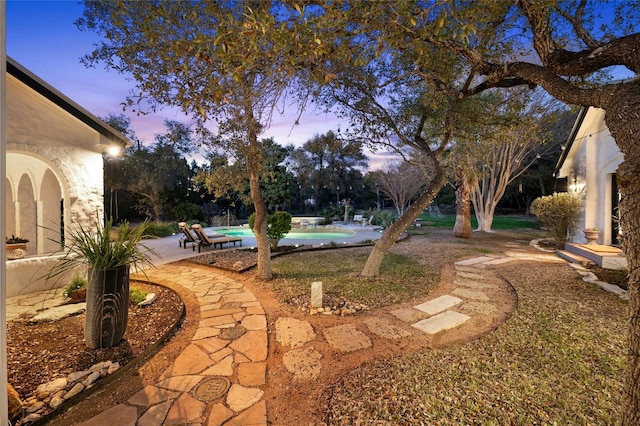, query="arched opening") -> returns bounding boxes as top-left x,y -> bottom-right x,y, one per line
6,178 -> 16,238
17,173 -> 36,254
40,169 -> 63,254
